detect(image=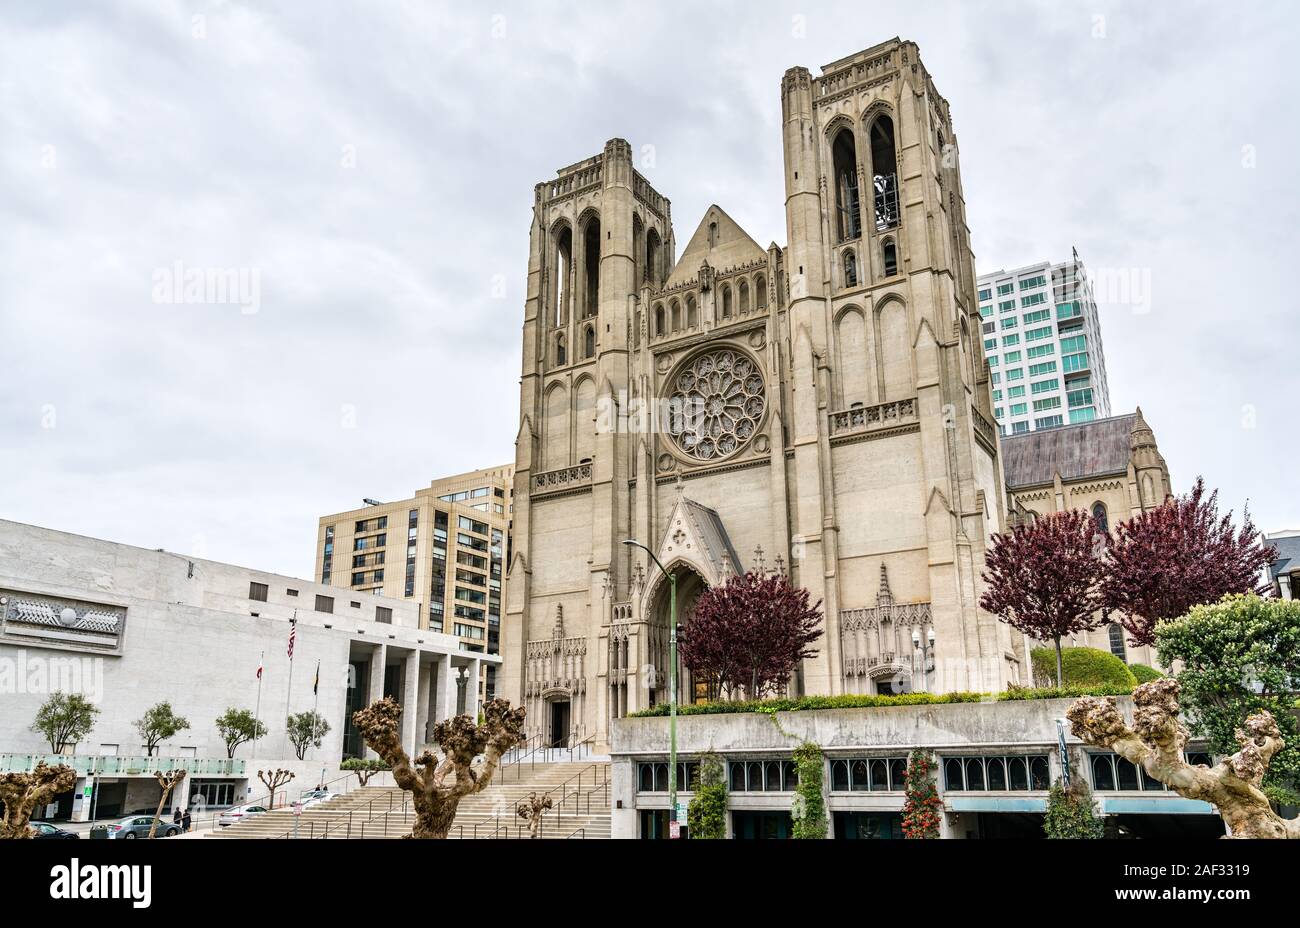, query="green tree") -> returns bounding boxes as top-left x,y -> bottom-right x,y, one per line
1156,593 -> 1300,805
901,750 -> 942,838
1030,647 -> 1136,689
134,702 -> 190,756
215,707 -> 267,759
686,753 -> 728,839
31,692 -> 99,753
1043,779 -> 1104,838
790,742 -> 827,838
286,710 -> 331,760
